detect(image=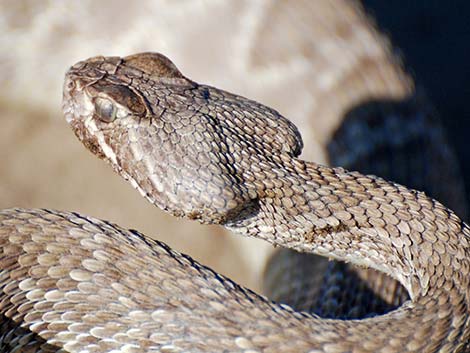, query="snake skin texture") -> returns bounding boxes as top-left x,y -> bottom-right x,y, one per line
36,52 -> 469,352
2,0 -> 420,298
0,1 -> 468,352
264,96 -> 468,318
